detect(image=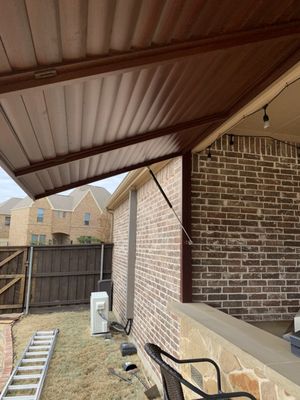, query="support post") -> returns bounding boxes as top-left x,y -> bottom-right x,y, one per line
181,152 -> 192,302
25,246 -> 34,315
100,243 -> 105,281
126,190 -> 137,319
